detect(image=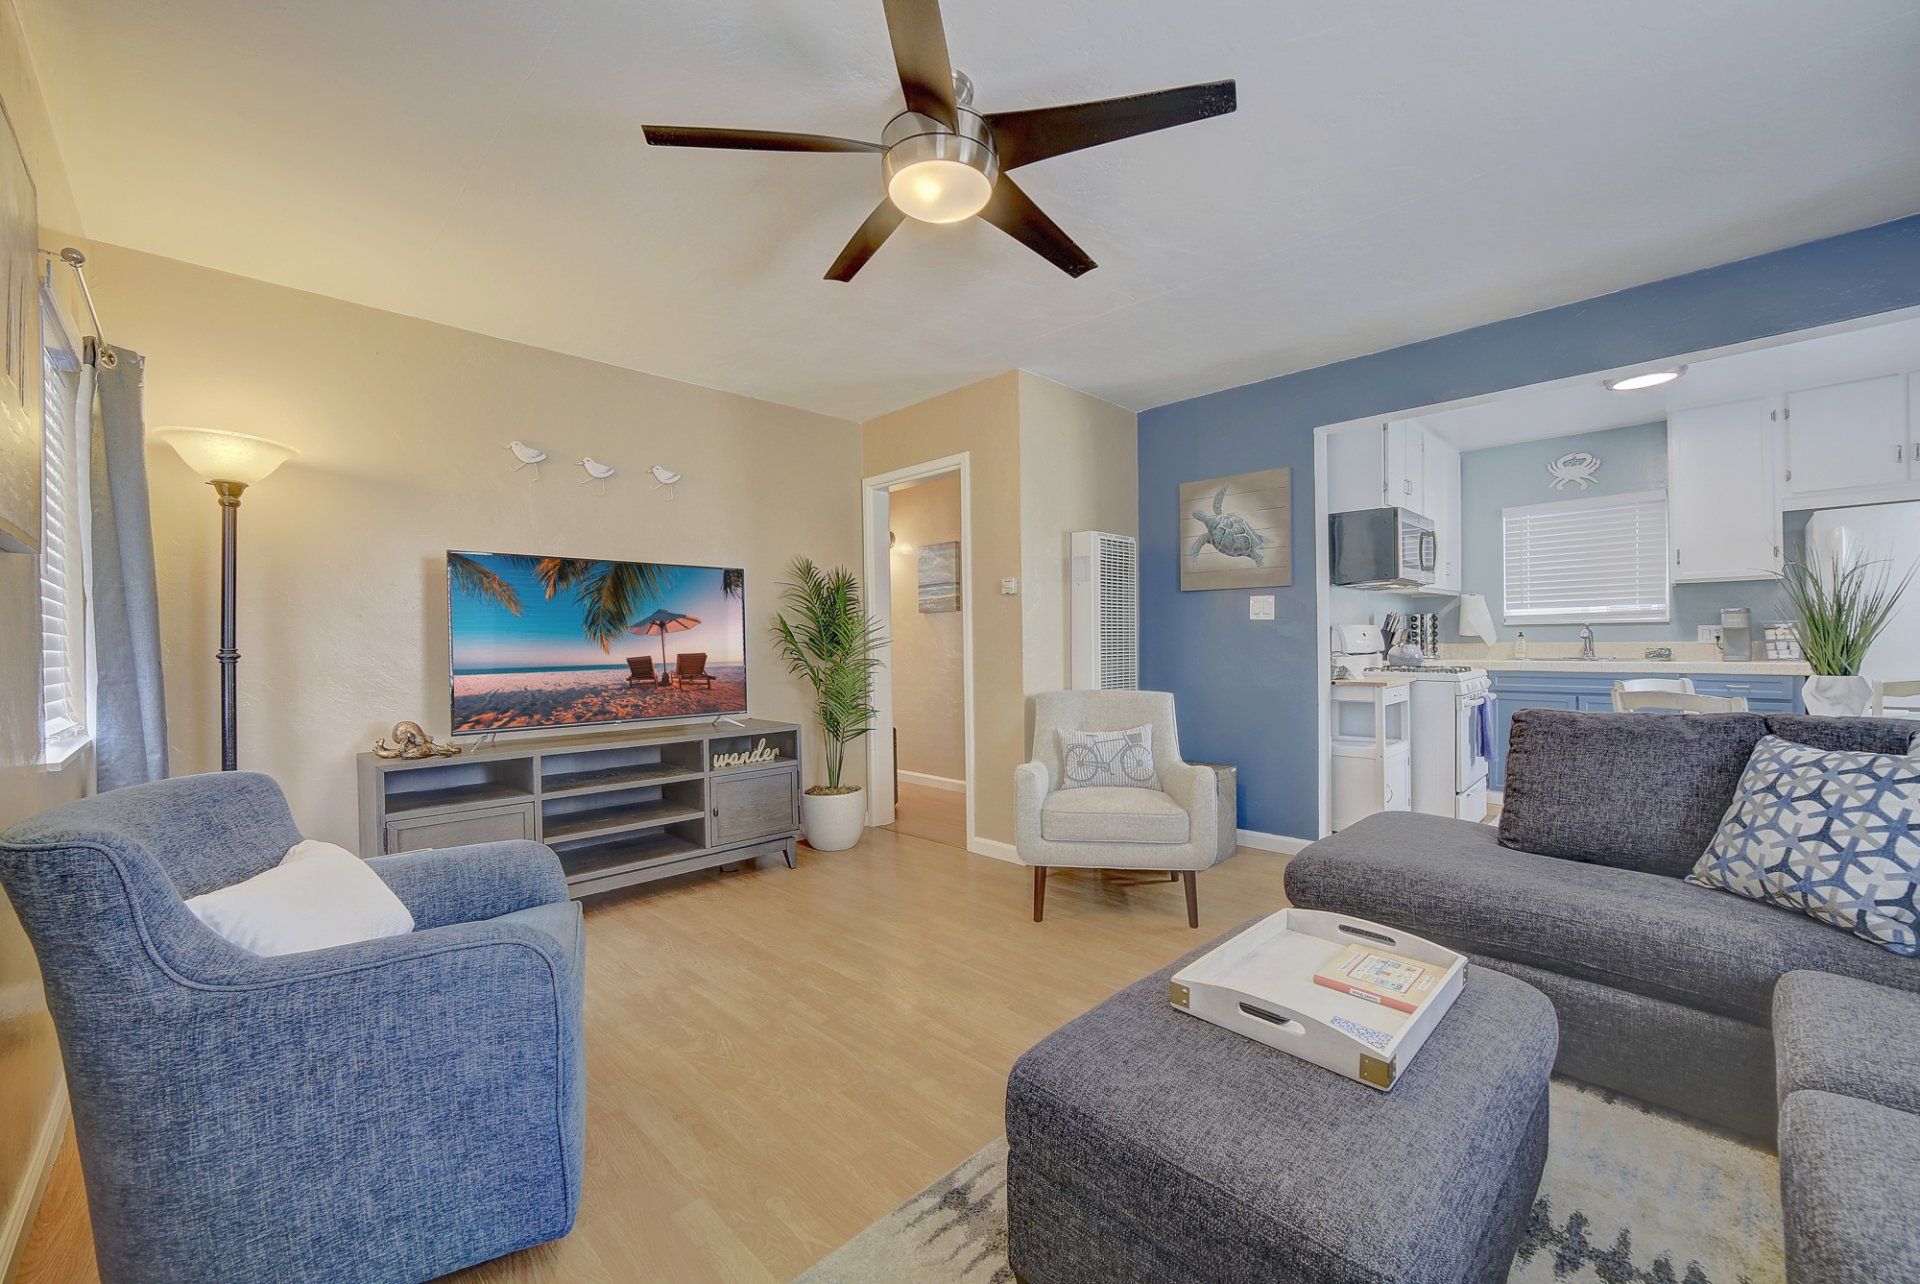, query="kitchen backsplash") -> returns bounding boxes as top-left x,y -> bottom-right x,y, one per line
1441,639 -> 1731,663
